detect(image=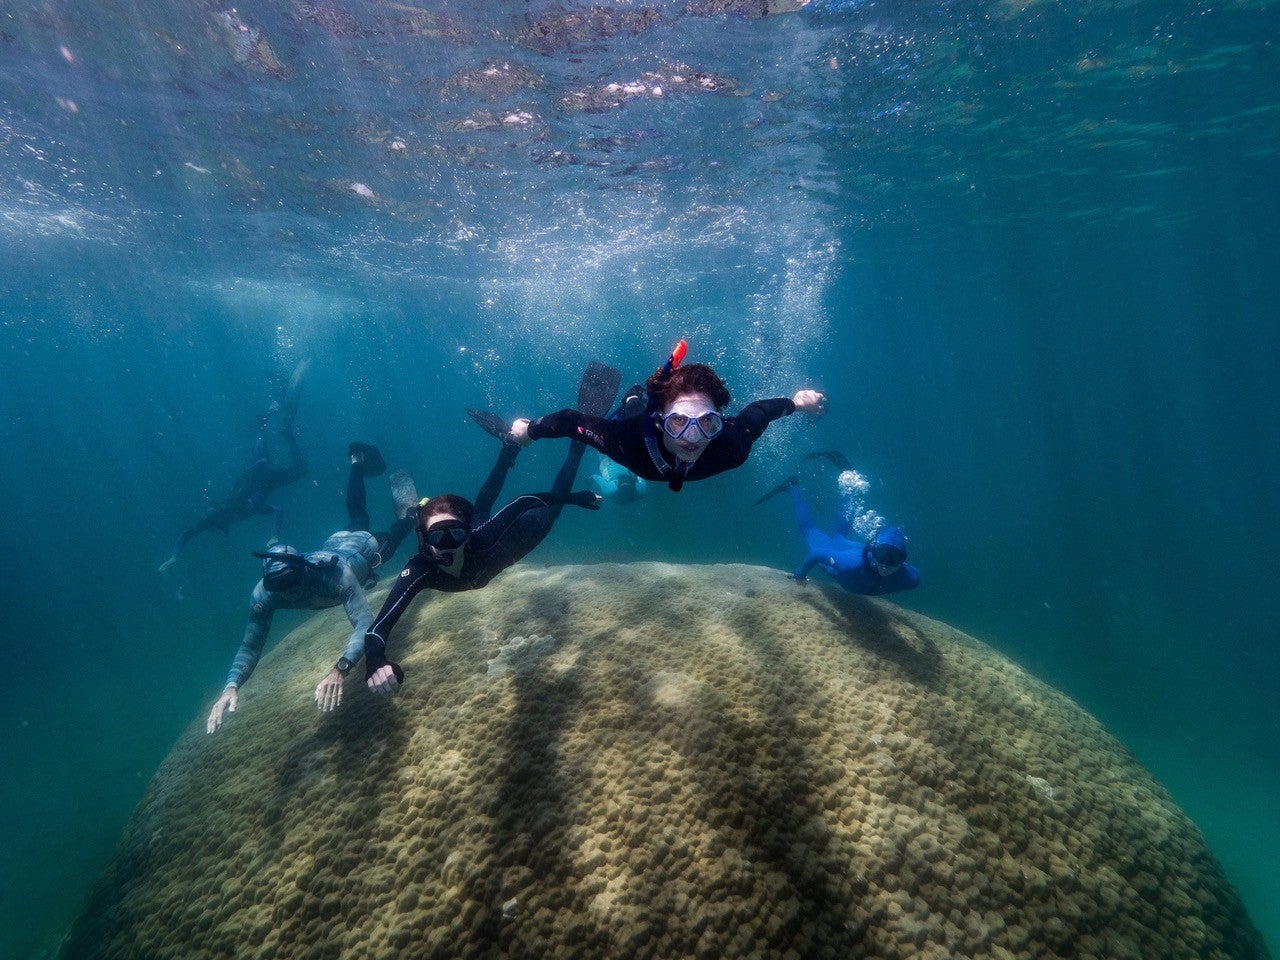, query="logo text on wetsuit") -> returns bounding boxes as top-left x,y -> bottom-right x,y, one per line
577,425 -> 604,446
